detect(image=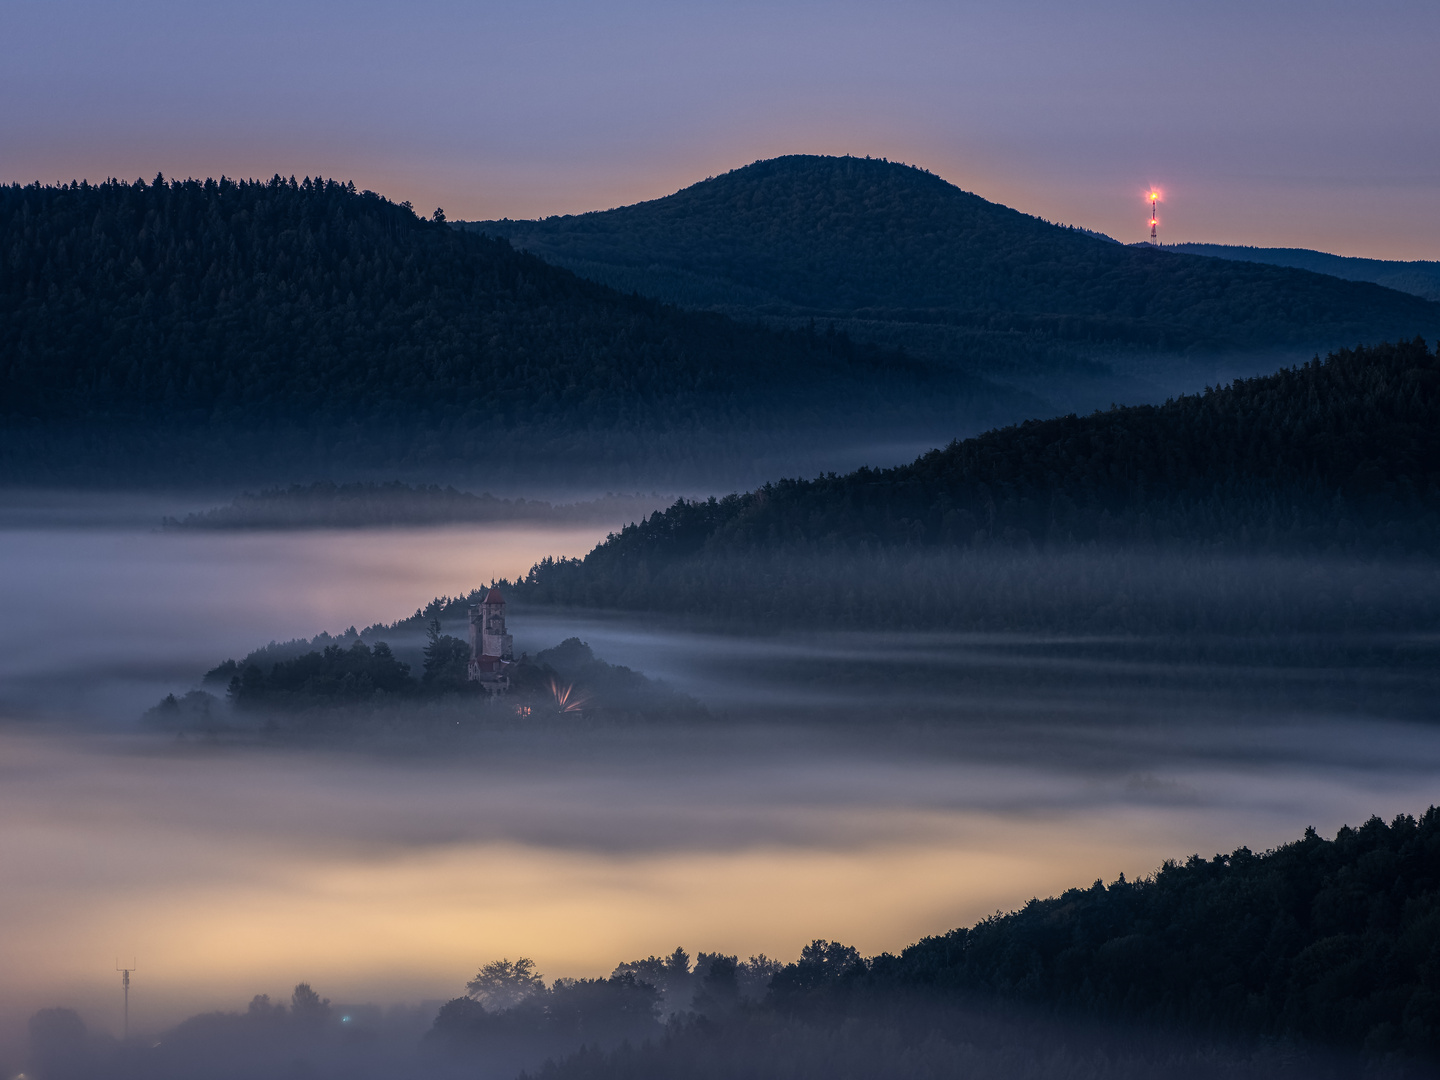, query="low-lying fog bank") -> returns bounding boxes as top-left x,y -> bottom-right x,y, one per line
2,704 -> 1436,1044
162,483 -> 676,531
0,516 -> 612,721
3,501 -> 1438,1077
